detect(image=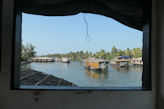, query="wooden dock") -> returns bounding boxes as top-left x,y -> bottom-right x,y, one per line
20,69 -> 76,86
